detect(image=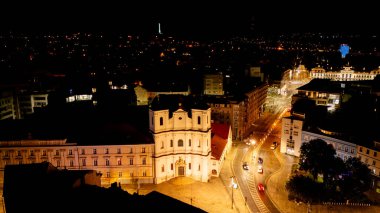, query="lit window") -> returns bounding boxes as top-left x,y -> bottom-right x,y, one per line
117,158 -> 122,165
